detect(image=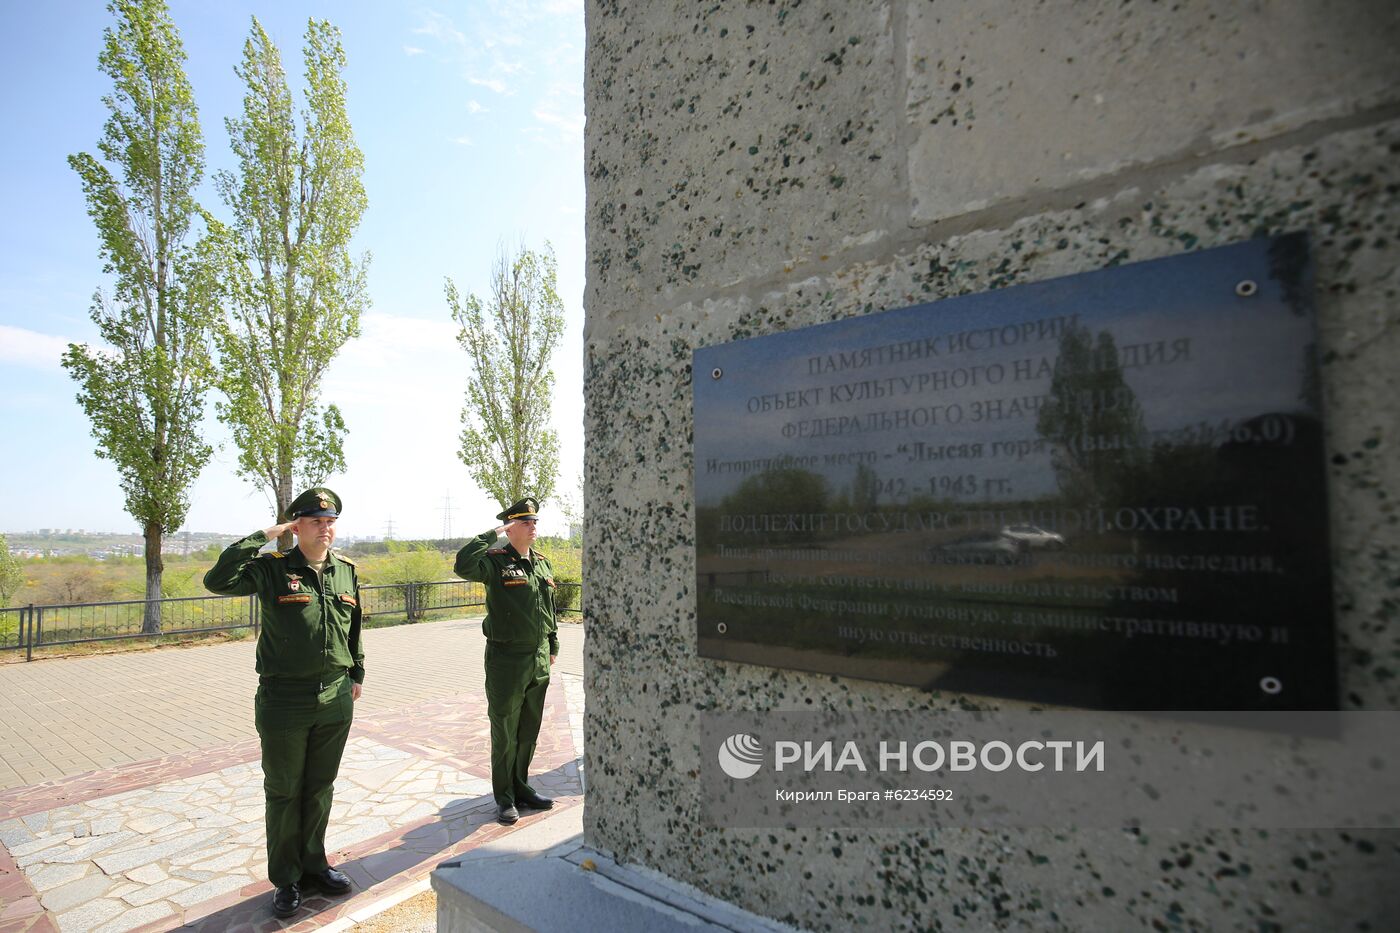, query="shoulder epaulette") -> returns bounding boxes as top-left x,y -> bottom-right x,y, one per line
487,548 -> 508,555
333,551 -> 357,567
262,550 -> 286,559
